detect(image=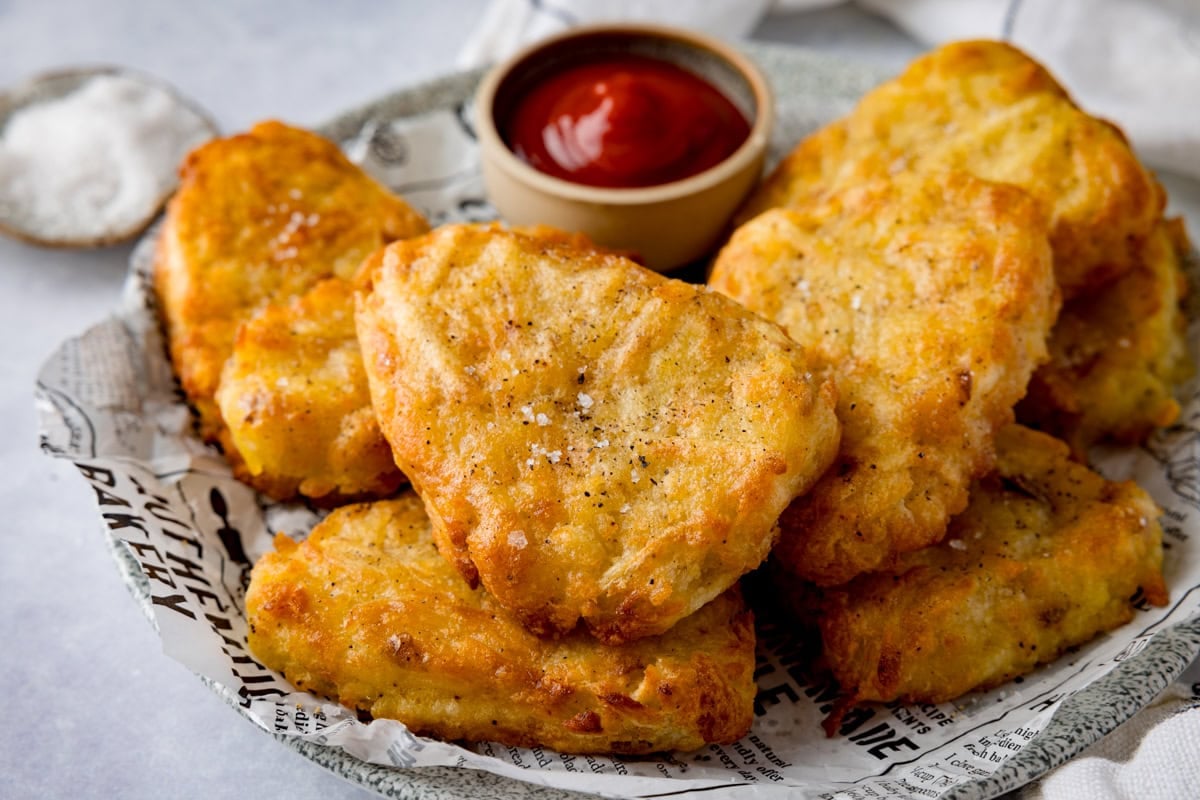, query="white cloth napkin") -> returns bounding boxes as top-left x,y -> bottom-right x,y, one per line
1020,658 -> 1200,800
459,2 -> 1200,798
458,0 -> 1200,180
